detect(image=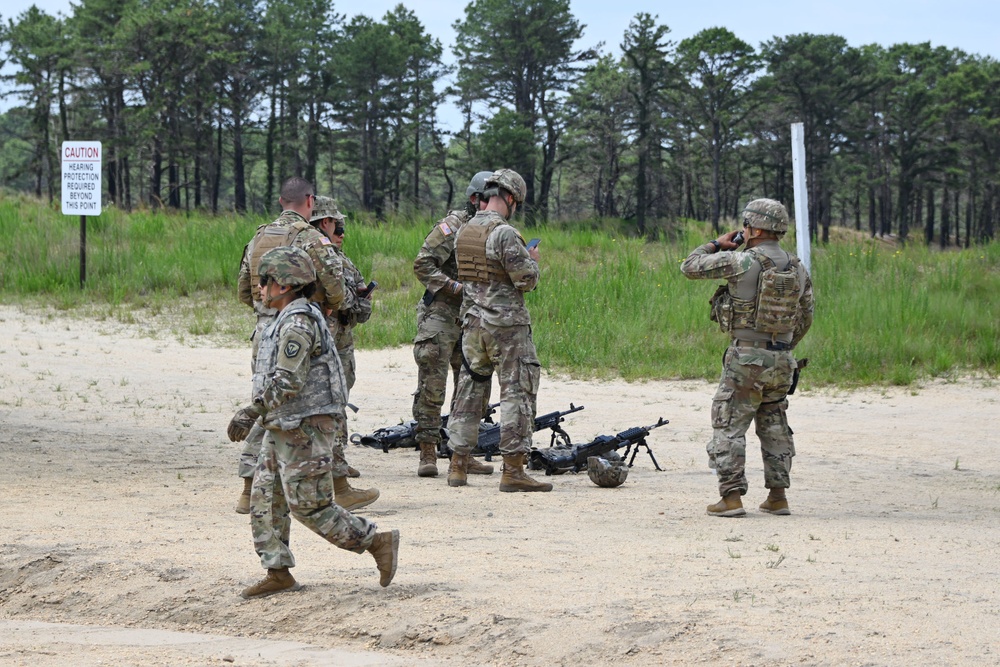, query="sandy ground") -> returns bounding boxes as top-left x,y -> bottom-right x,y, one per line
1,304 -> 998,667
